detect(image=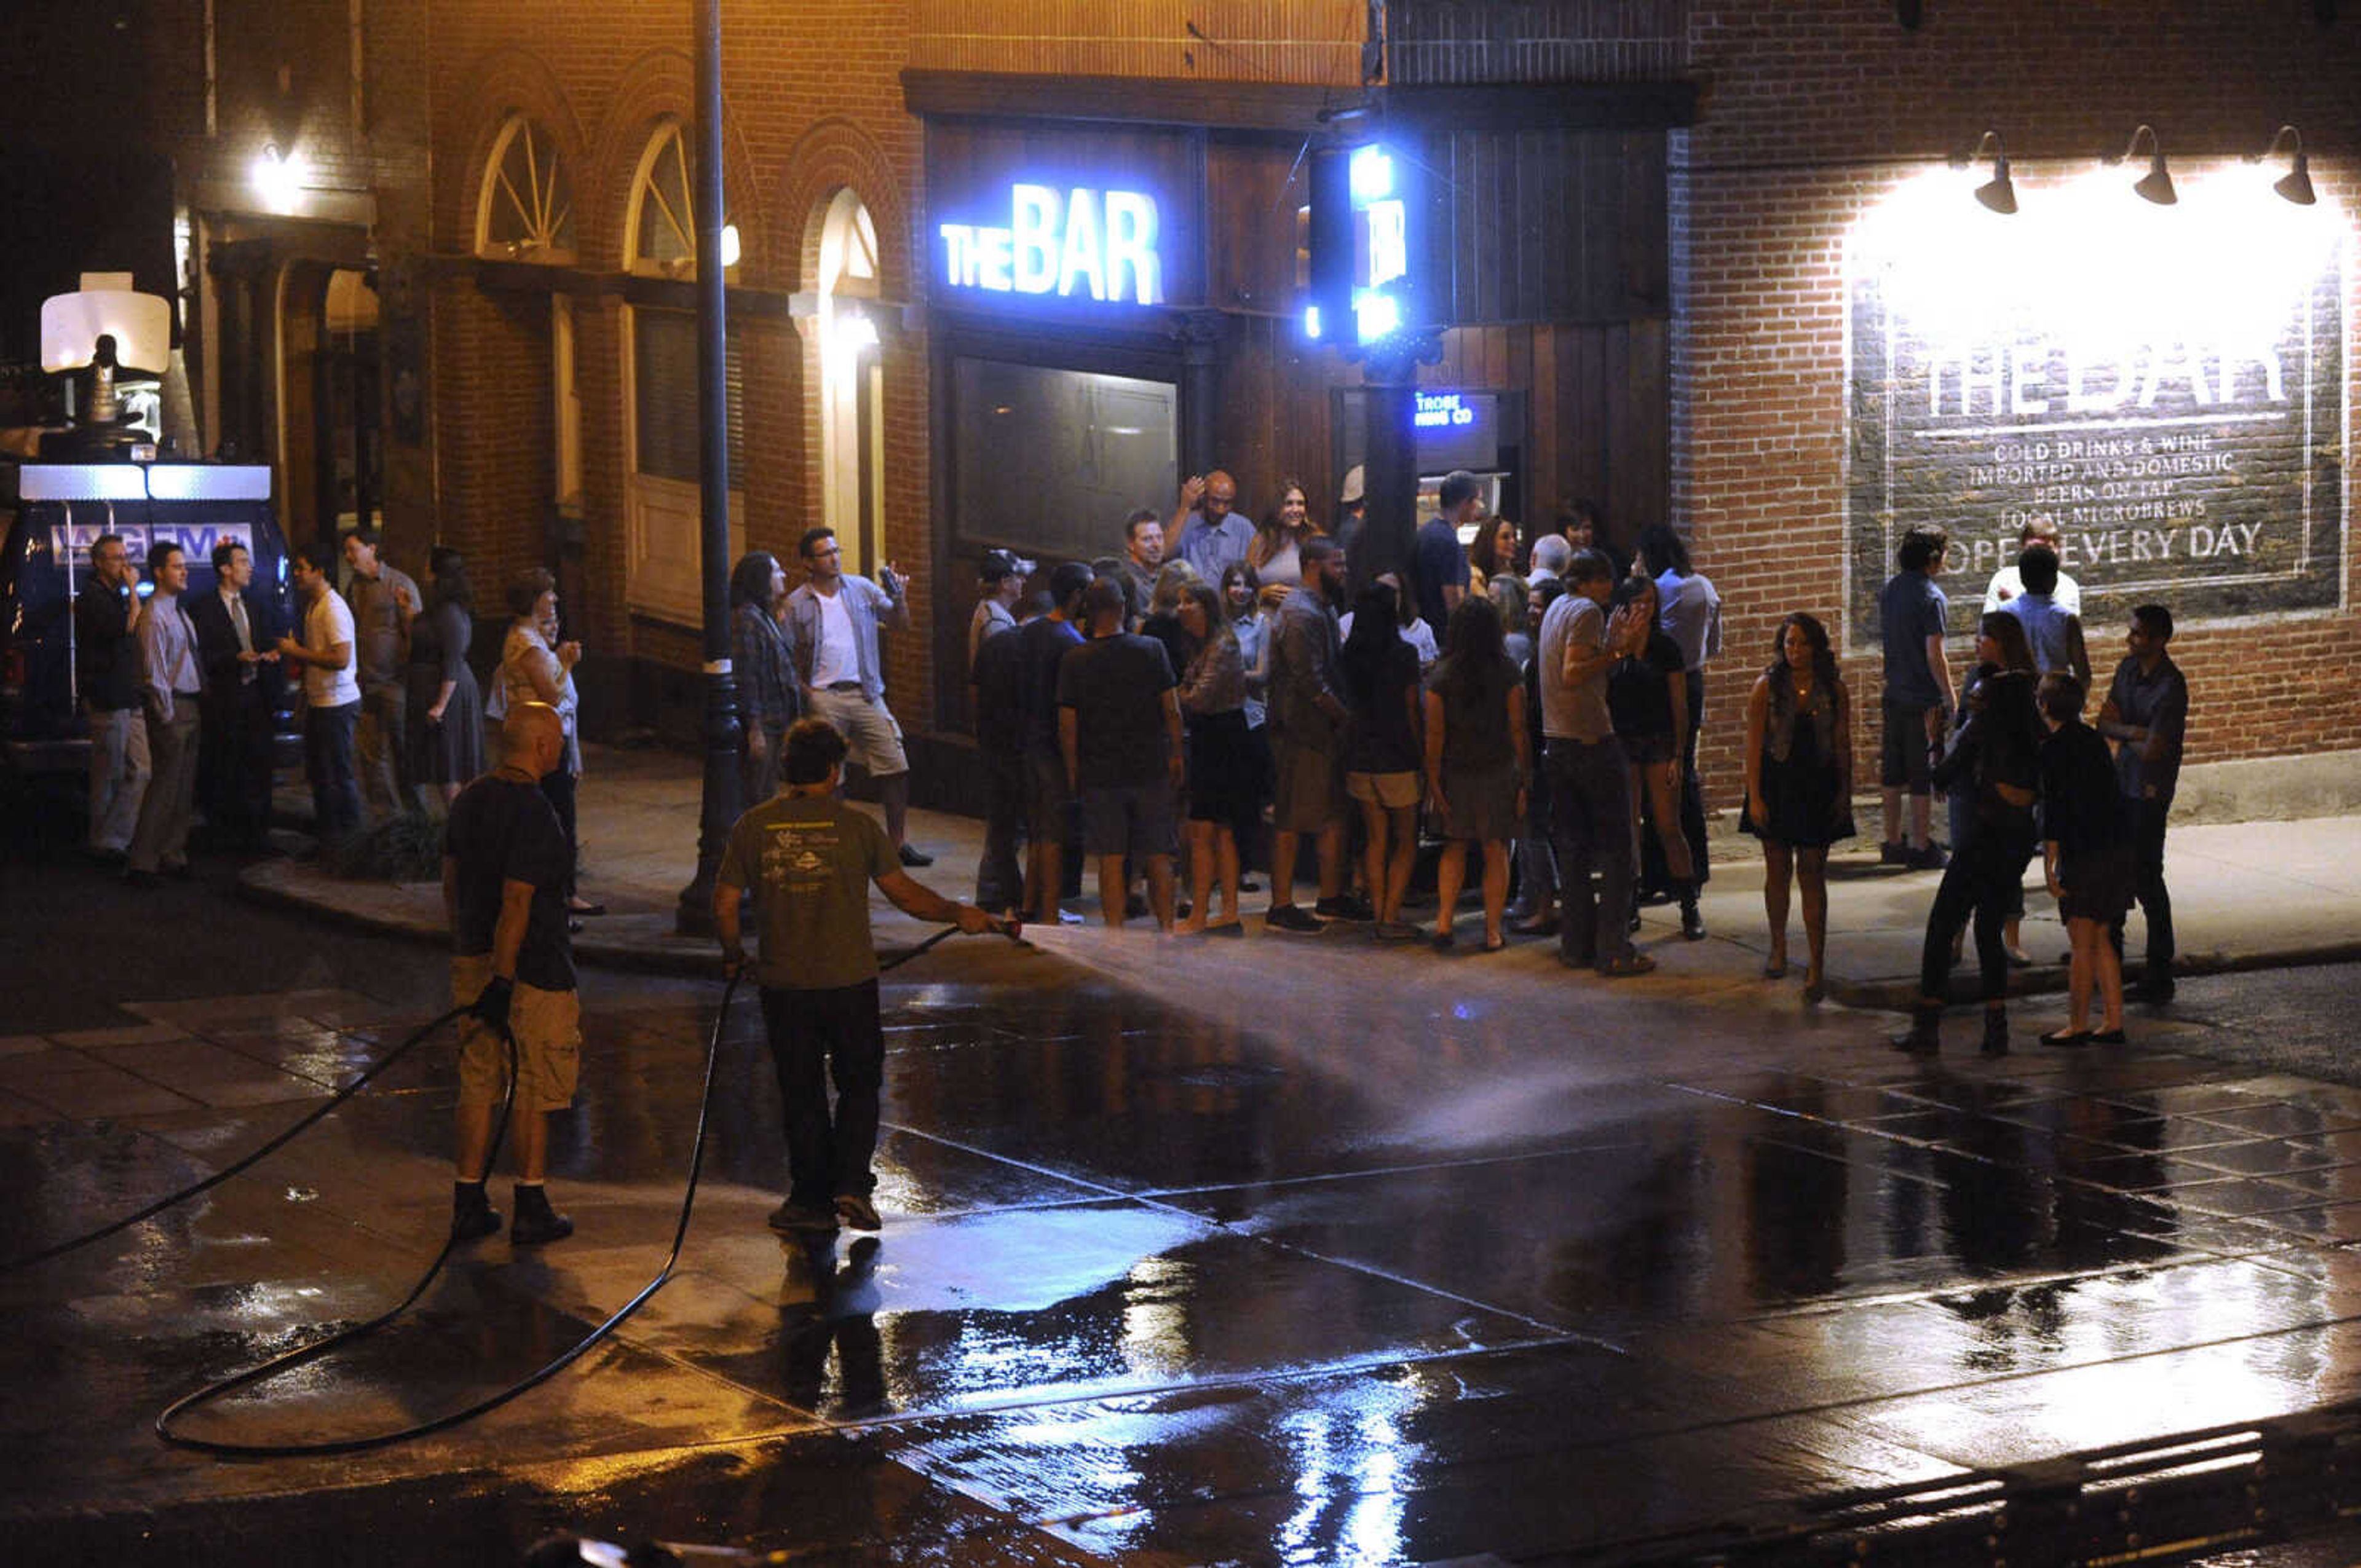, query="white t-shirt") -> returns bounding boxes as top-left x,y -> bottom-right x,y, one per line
1984,565 -> 2081,616
809,589 -> 860,687
303,589 -> 360,708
